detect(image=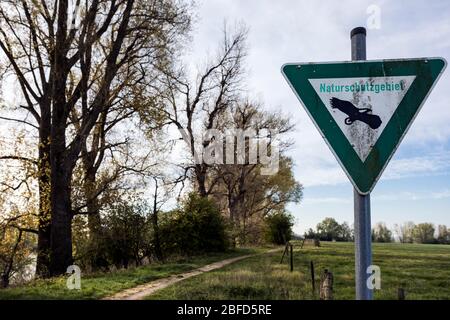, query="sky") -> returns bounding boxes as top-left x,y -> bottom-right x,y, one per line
0,1 -> 449,236
188,0 -> 450,234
